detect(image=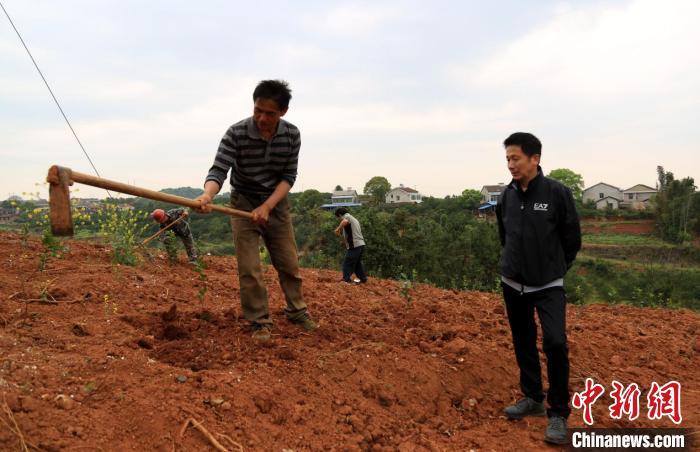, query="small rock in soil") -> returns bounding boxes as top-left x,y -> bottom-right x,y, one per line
71,323 -> 90,337
176,375 -> 188,383
445,338 -> 468,355
54,394 -> 74,410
